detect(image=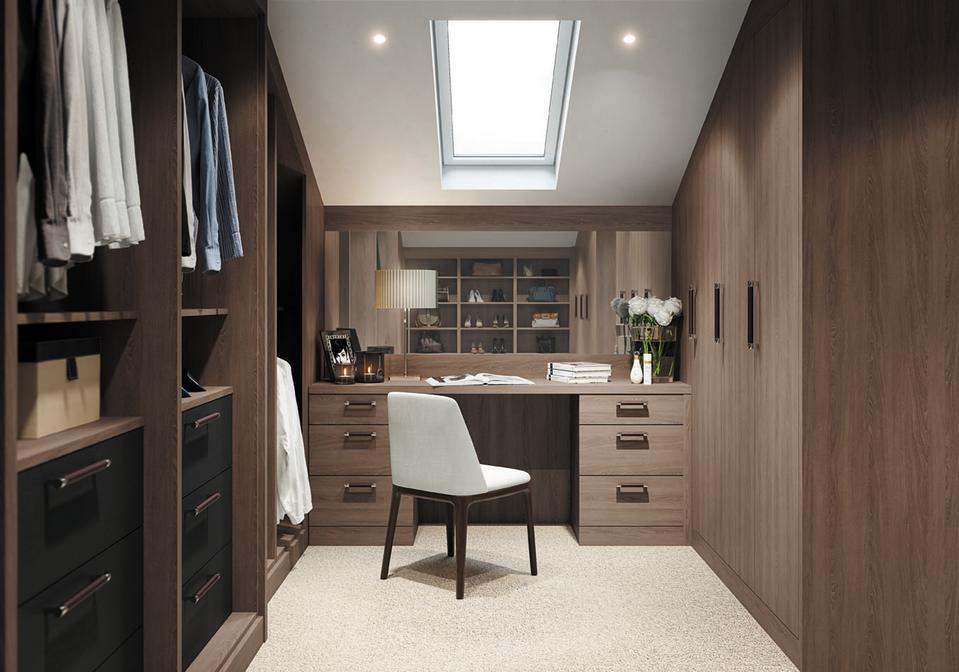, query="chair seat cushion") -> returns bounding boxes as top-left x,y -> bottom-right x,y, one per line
480,465 -> 531,493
